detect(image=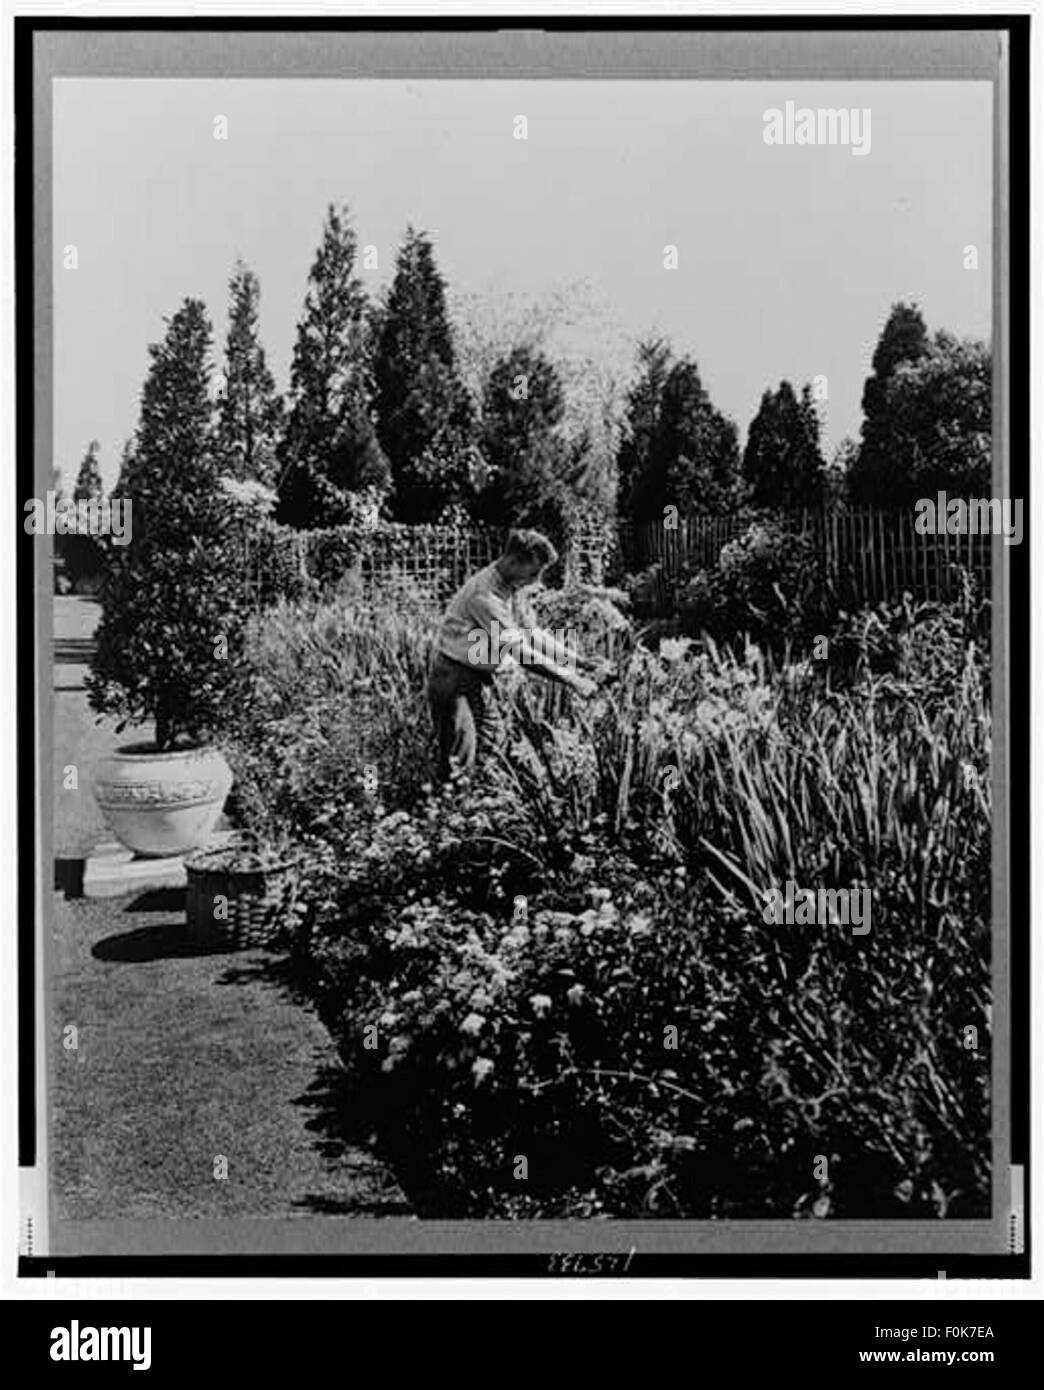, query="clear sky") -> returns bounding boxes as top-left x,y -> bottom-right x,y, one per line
53,78 -> 992,491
